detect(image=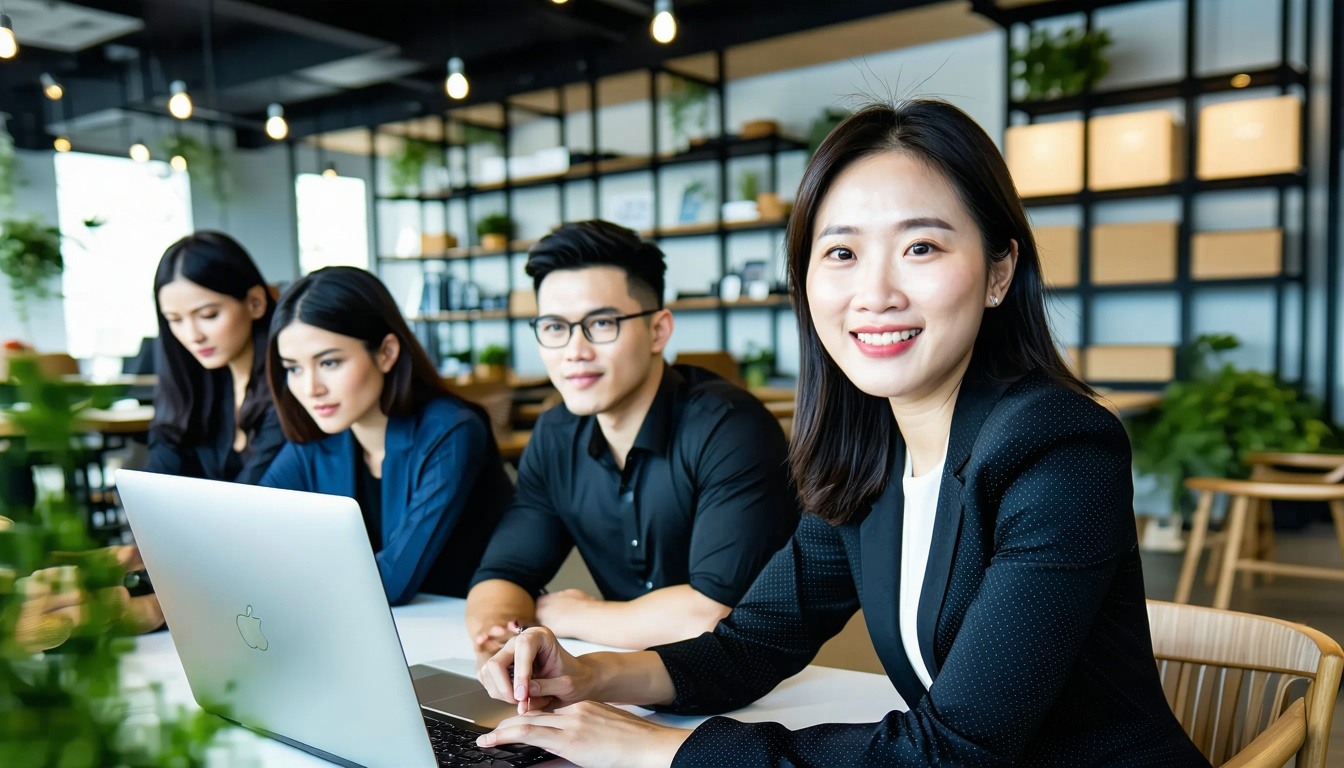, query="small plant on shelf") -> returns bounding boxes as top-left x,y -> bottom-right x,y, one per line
475,344 -> 509,383
1010,26 -> 1114,101
390,138 -> 441,196
665,76 -> 712,150
806,108 -> 851,158
475,213 -> 515,251
740,344 -> 776,389
737,170 -> 759,202
1127,333 -> 1339,517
